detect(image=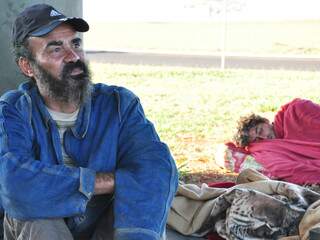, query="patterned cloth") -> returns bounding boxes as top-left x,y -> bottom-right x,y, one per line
168,169 -> 320,240
223,144 -> 263,173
